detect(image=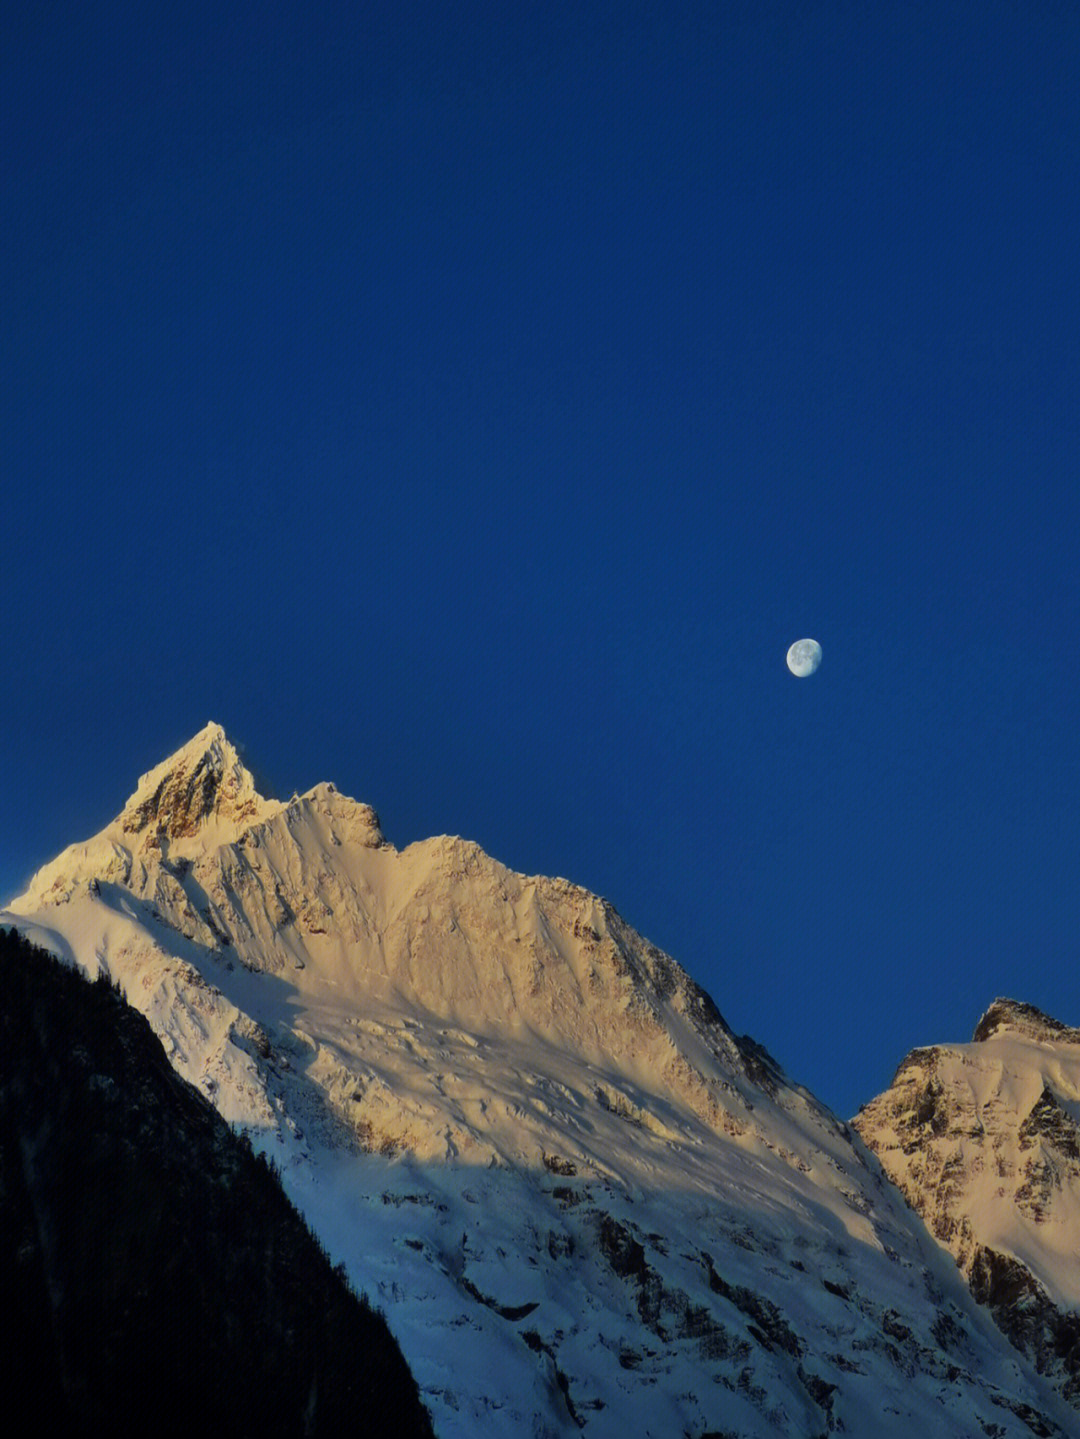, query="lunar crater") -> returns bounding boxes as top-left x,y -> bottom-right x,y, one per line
786,639 -> 822,677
